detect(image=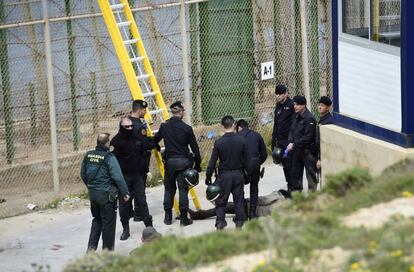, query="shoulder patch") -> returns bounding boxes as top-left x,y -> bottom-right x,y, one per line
141,128 -> 147,136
